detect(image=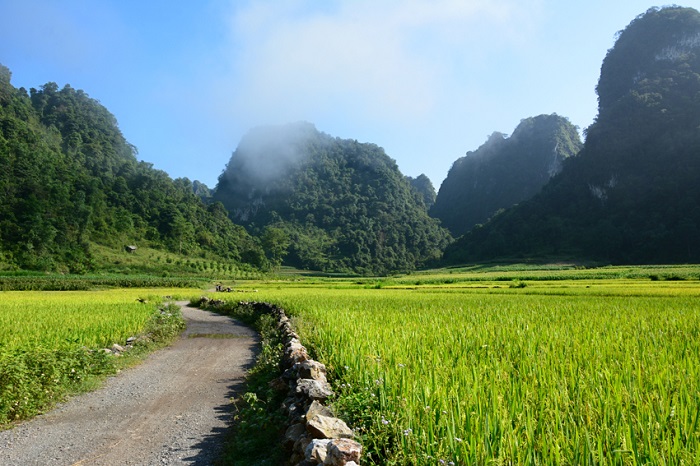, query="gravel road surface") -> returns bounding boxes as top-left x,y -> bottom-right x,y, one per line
0,301 -> 258,465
